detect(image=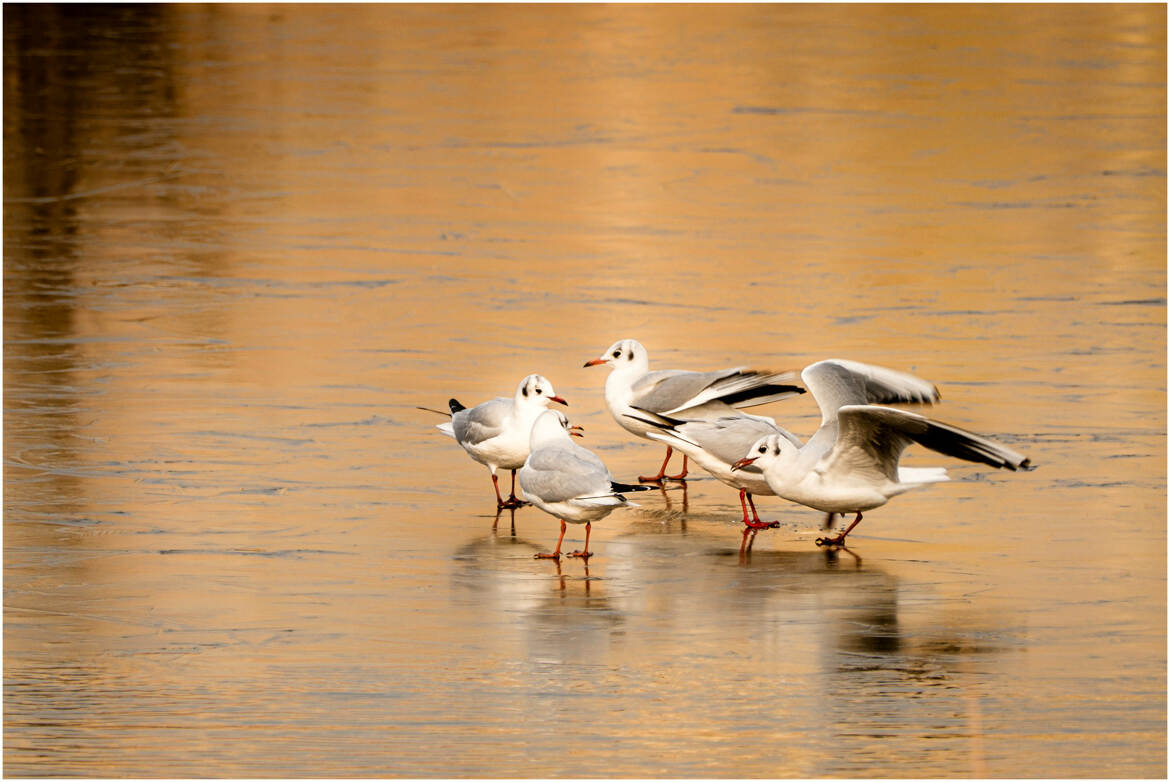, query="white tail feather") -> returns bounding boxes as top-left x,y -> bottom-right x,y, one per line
897,466 -> 949,485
